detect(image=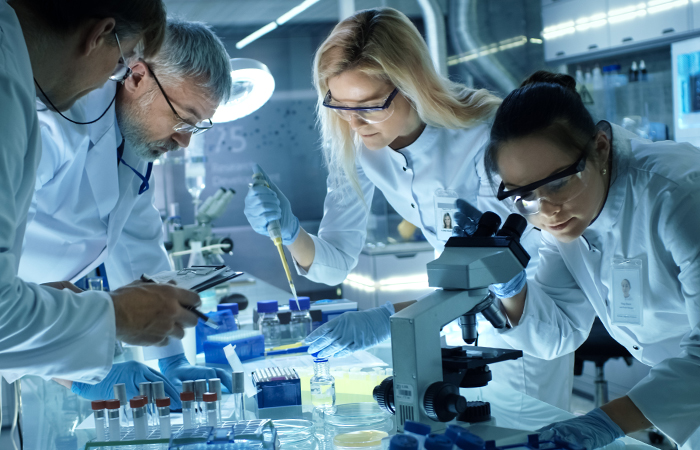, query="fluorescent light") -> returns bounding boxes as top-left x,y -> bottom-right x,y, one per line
277,0 -> 322,25
542,26 -> 576,40
576,18 -> 607,31
212,59 -> 275,123
648,0 -> 687,13
607,9 -> 646,23
236,22 -> 277,49
543,21 -> 575,34
608,2 -> 646,16
530,38 -> 543,44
